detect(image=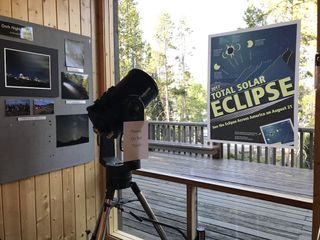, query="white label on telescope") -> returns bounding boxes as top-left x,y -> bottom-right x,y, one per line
123,121 -> 149,162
